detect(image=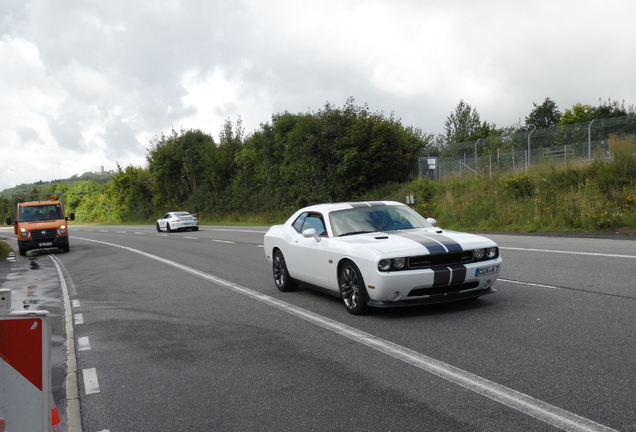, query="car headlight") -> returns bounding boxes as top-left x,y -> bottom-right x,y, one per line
378,258 -> 407,271
392,257 -> 406,269
486,247 -> 498,259
378,259 -> 392,271
473,249 -> 485,260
